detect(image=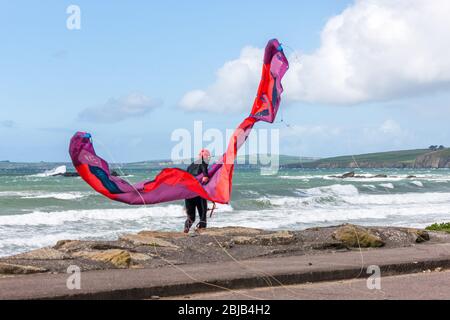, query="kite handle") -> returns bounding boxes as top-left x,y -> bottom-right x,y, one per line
208,201 -> 217,218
